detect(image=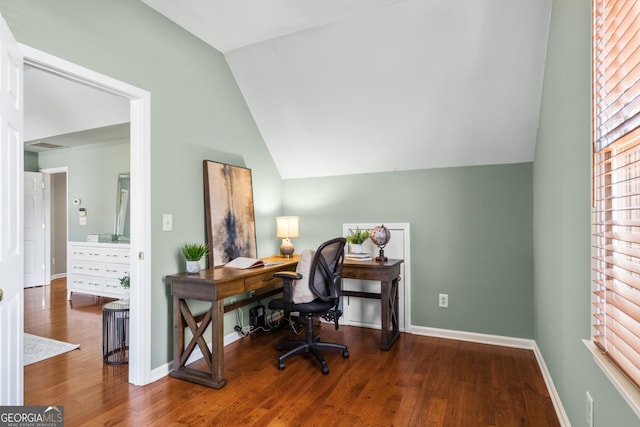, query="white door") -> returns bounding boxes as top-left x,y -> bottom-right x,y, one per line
24,171 -> 46,287
342,223 -> 411,332
0,14 -> 24,405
